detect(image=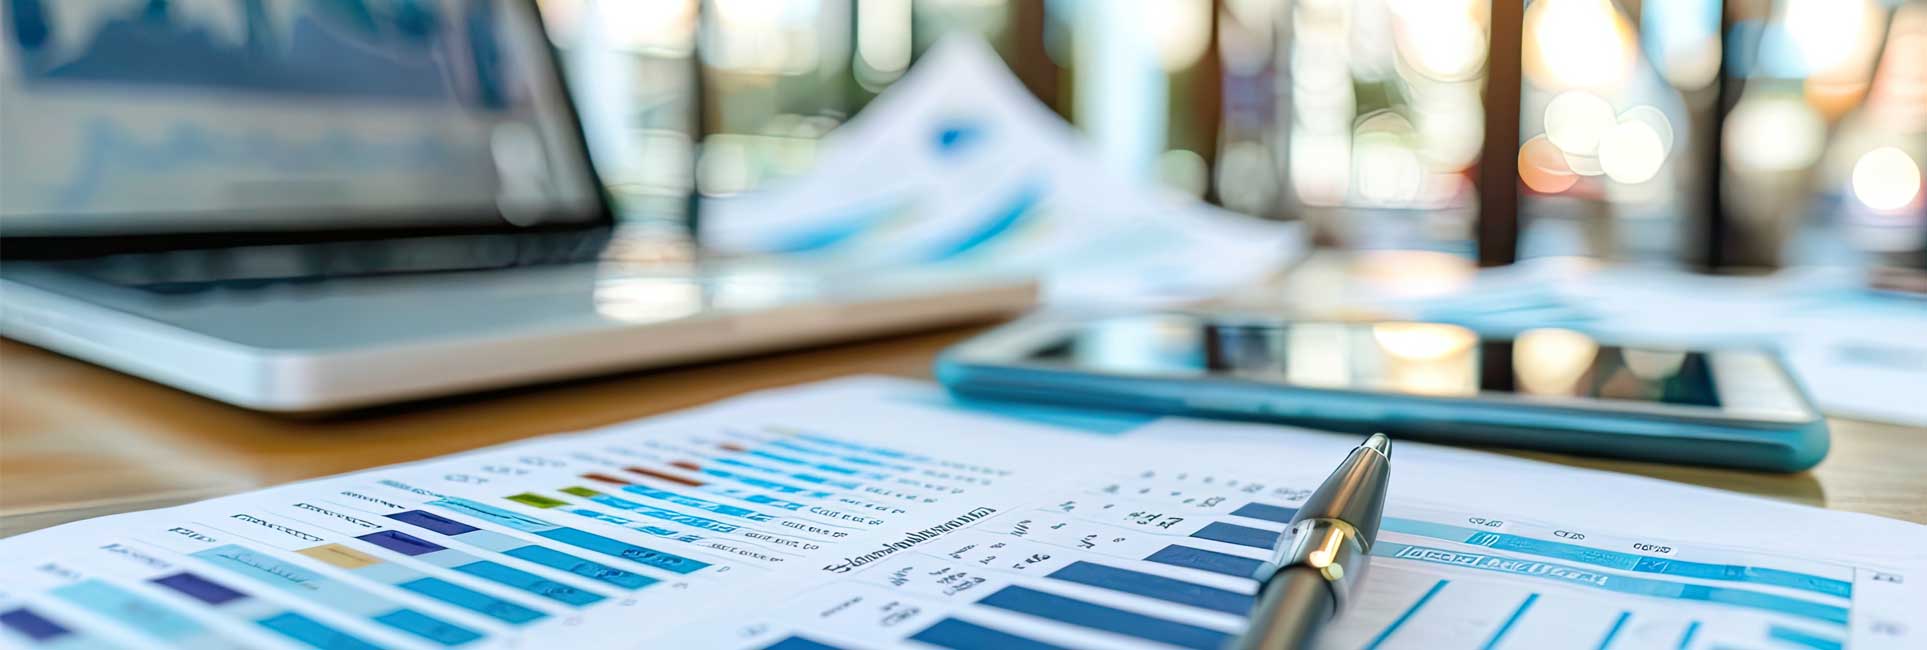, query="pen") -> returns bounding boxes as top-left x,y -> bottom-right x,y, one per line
1235,433 -> 1393,650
